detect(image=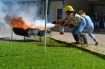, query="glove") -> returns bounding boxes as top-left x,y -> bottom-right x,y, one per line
52,21 -> 57,24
